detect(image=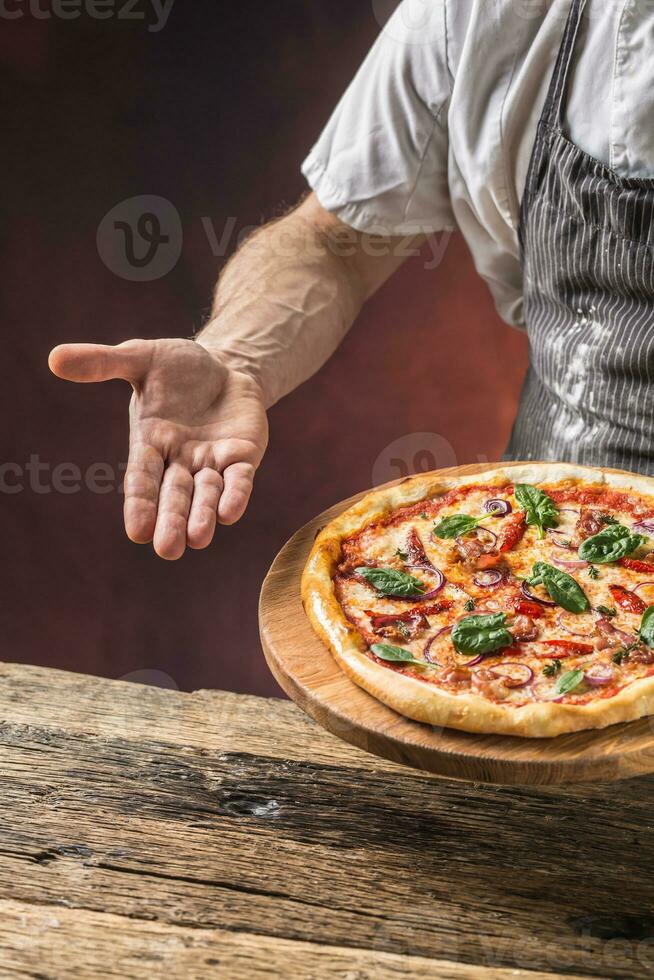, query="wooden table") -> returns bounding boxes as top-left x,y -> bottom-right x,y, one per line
0,662 -> 652,979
